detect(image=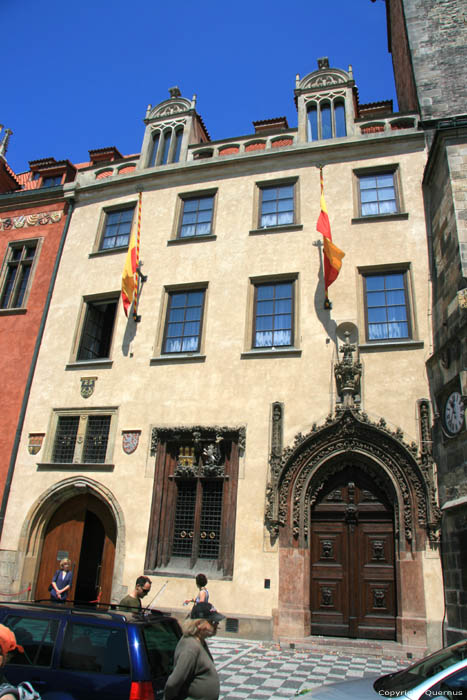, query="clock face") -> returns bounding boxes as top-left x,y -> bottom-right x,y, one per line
444,391 -> 465,435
